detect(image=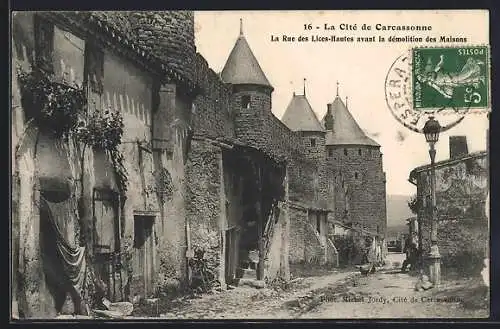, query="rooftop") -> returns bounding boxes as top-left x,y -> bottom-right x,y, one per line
281,93 -> 323,132
220,19 -> 273,89
323,96 -> 379,147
